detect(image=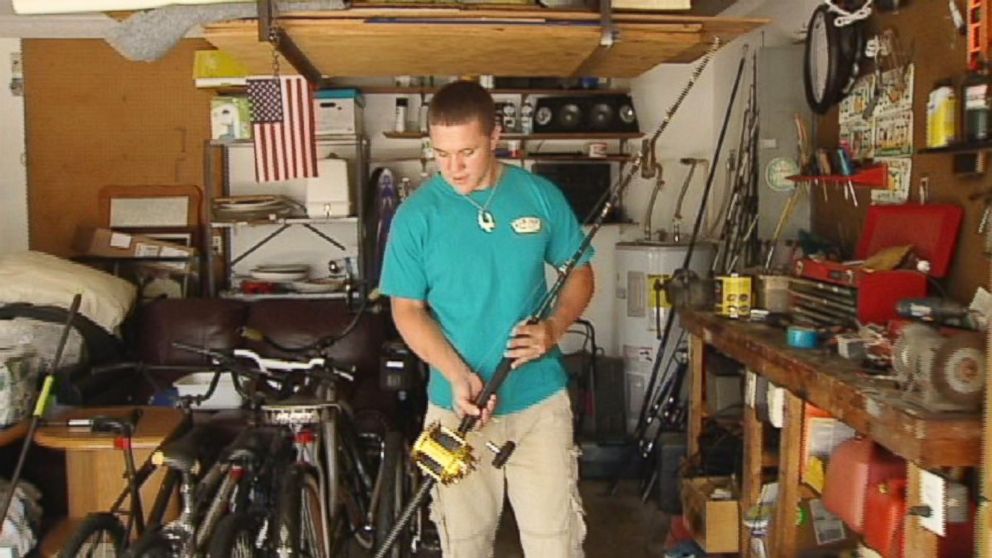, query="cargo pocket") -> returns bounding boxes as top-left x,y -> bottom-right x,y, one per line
568,445 -> 587,557
429,486 -> 452,557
